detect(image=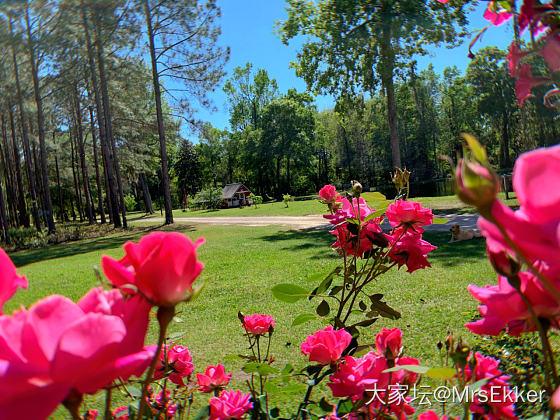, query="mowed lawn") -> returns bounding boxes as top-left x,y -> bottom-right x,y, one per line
127,192 -> 518,220
6,221 -> 494,417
